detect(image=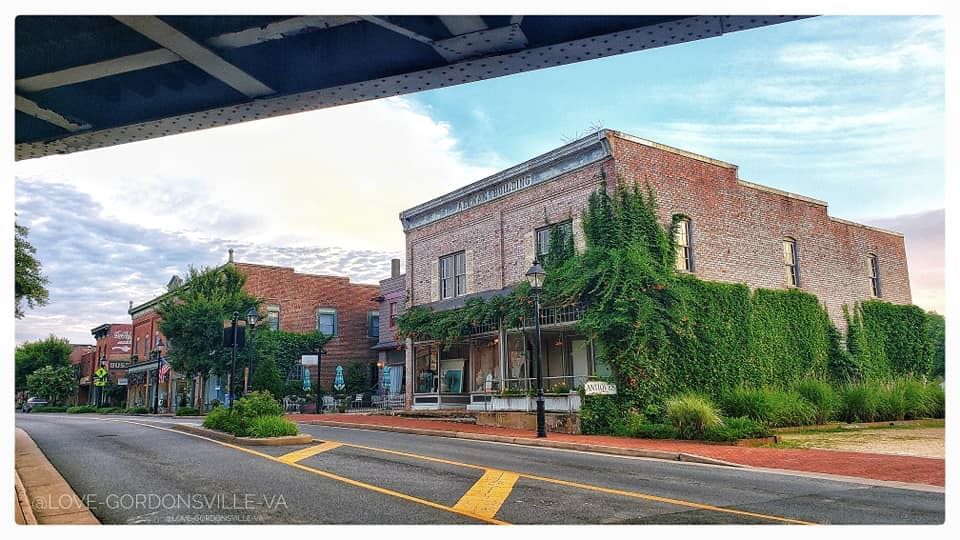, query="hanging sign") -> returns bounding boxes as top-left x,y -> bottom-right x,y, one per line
583,381 -> 617,395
